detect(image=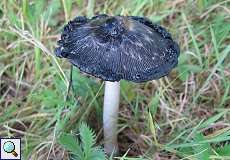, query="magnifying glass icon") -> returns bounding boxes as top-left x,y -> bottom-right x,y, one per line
3,141 -> 18,157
